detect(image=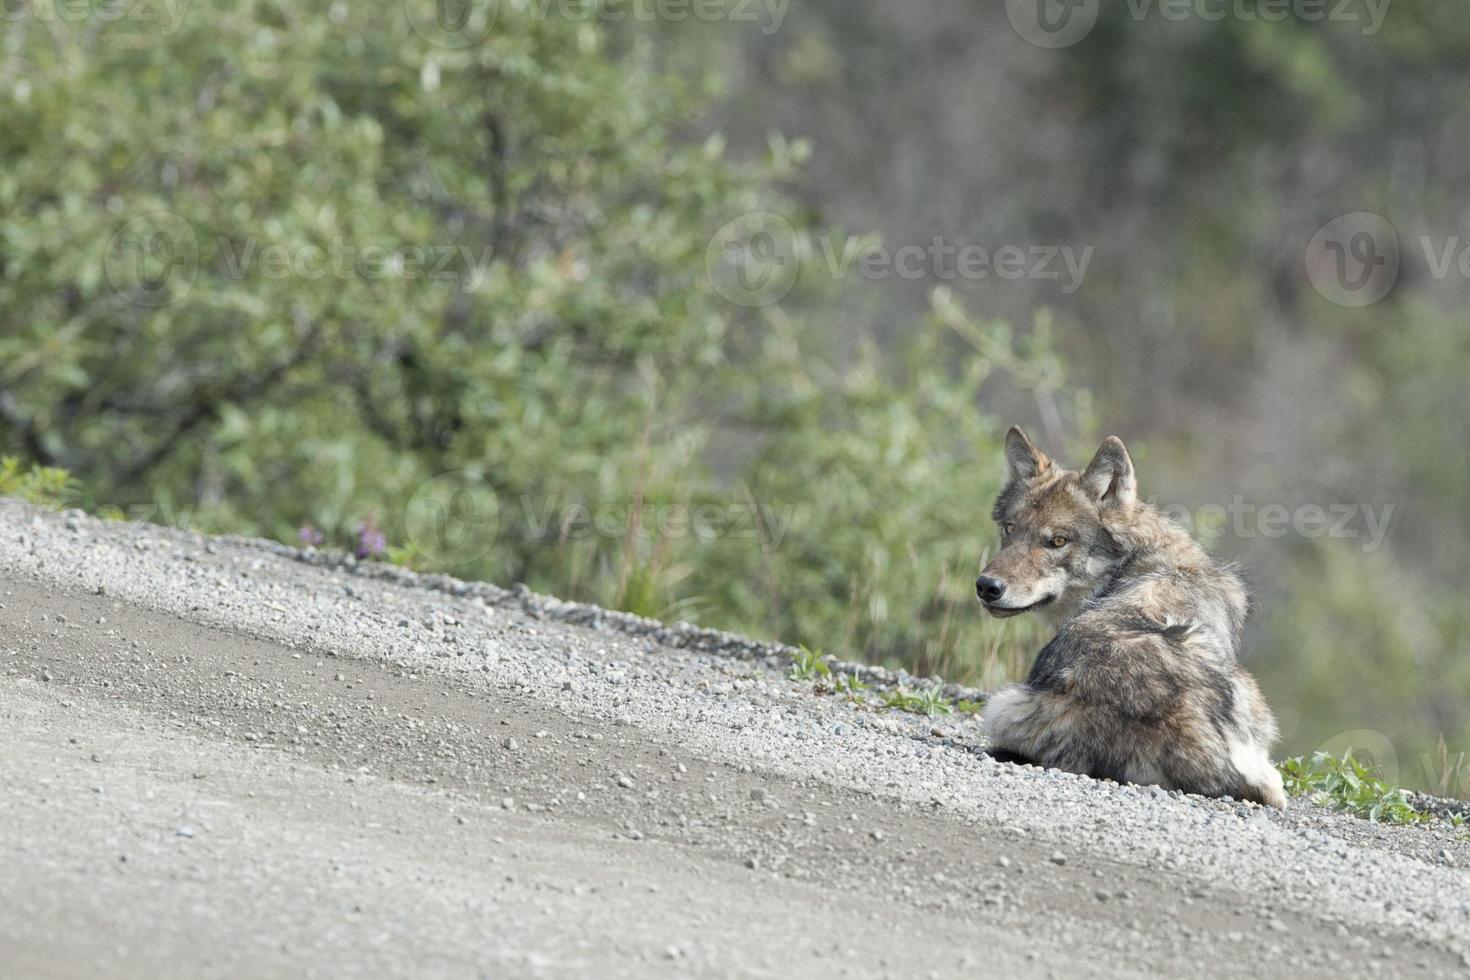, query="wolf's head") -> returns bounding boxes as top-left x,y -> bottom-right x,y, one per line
976,427 -> 1137,621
